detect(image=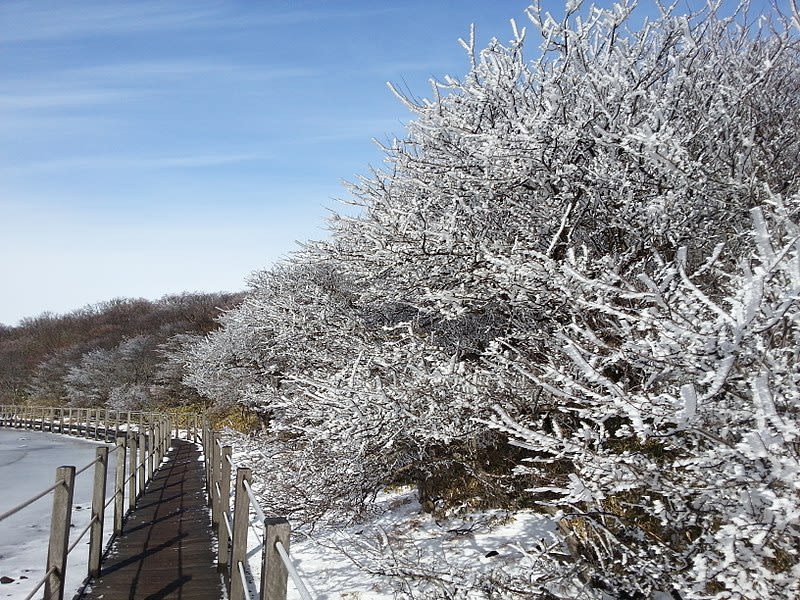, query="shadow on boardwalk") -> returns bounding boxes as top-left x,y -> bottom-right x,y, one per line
79,440 -> 222,600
